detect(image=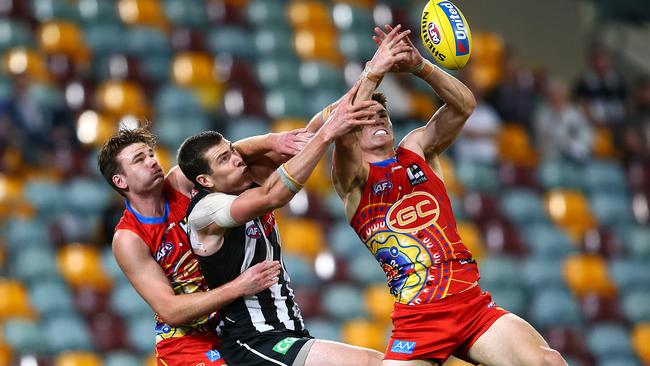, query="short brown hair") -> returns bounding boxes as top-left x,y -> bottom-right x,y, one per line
98,128 -> 157,196
372,92 -> 388,109
177,131 -> 224,189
